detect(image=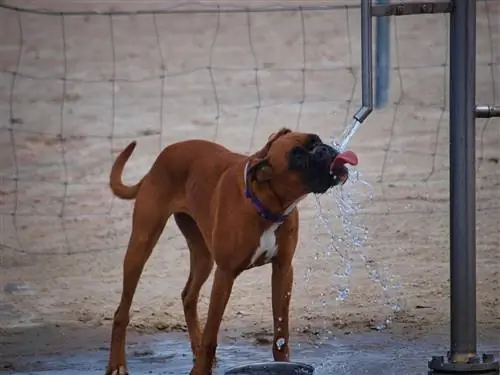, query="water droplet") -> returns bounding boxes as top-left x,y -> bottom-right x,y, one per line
336,287 -> 350,302
275,337 -> 286,350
